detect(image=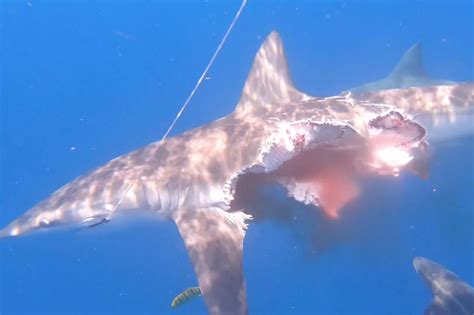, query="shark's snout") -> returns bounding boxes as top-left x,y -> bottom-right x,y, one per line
0,216 -> 41,238
413,256 -> 428,273
413,256 -> 445,285
0,205 -> 106,238
413,256 -> 437,289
